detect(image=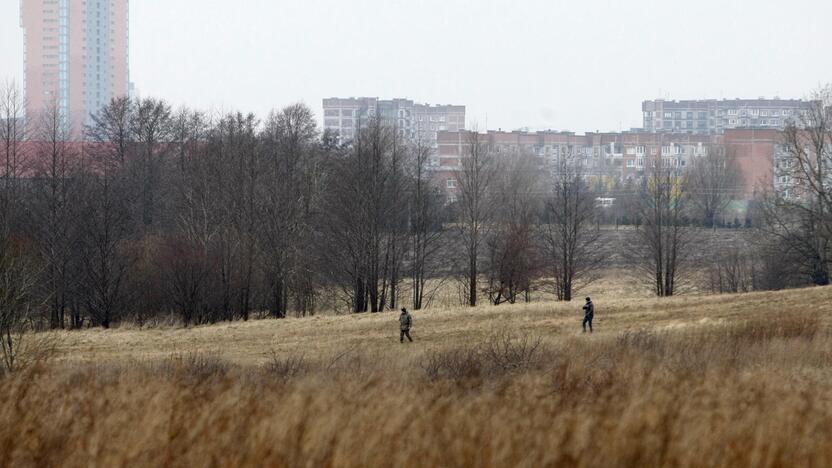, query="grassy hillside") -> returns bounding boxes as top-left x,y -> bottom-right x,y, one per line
2,285 -> 832,467
51,283 -> 829,364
